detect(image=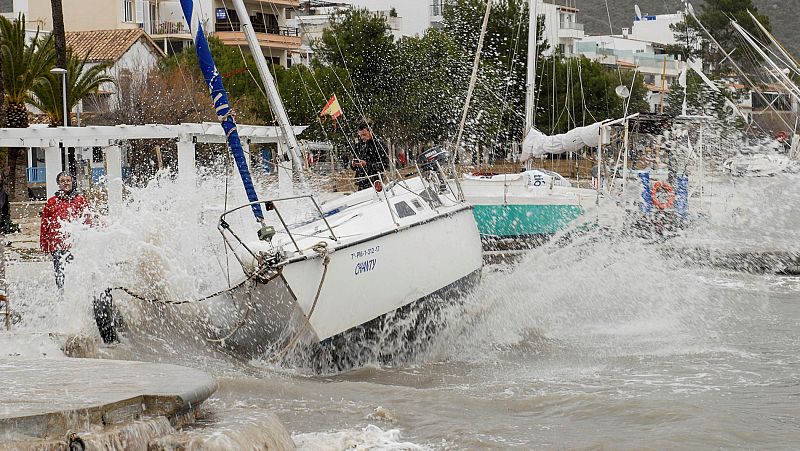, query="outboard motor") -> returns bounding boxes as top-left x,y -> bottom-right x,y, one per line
417,147 -> 451,193
417,146 -> 450,171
